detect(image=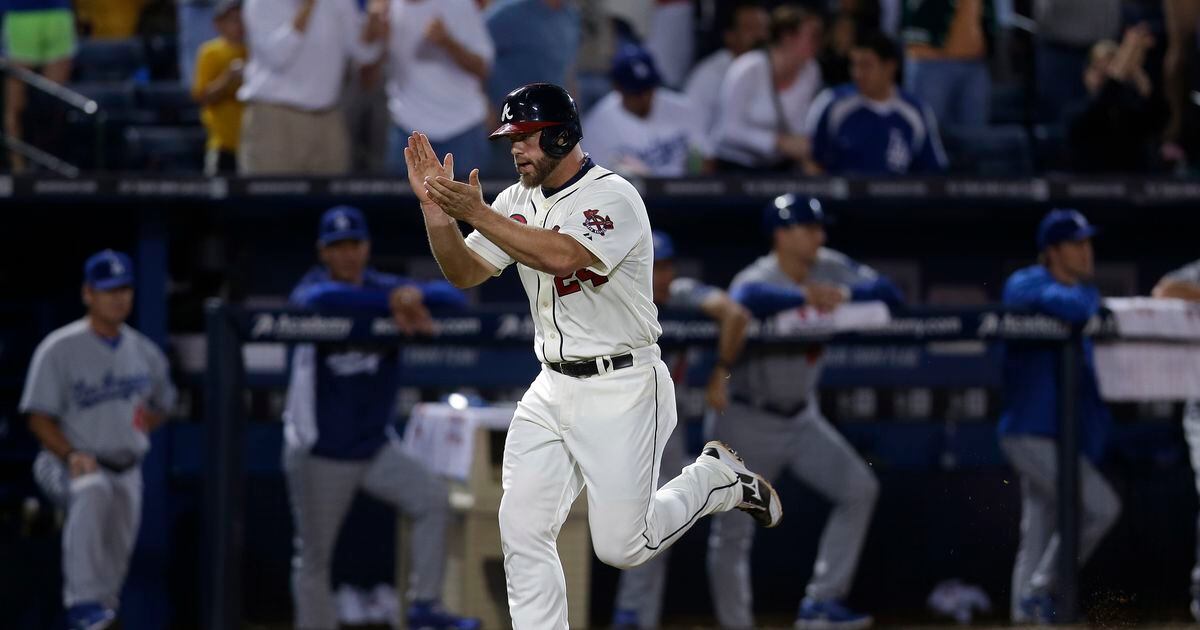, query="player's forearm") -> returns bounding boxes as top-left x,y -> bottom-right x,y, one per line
1153,279 -> 1200,302
423,210 -> 491,288
716,304 -> 751,366
468,209 -> 593,277
704,294 -> 751,366
28,413 -> 74,461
